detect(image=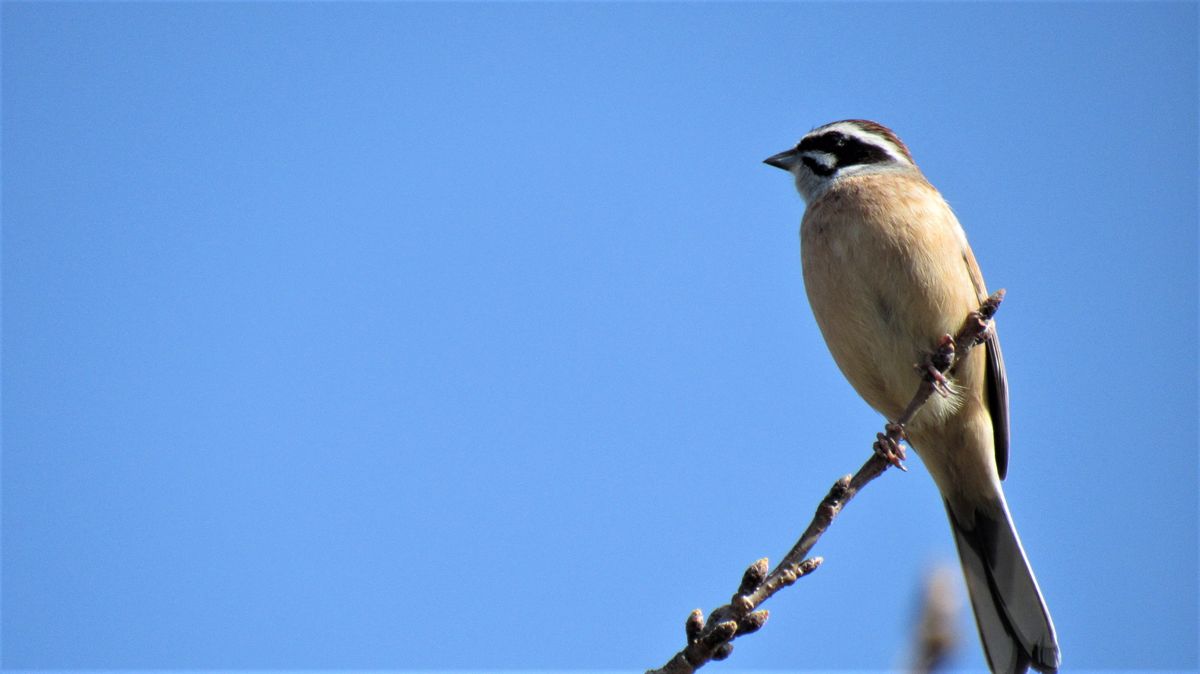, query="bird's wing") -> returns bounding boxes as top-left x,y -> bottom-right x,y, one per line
983,329 -> 1010,479
962,247 -> 1011,480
